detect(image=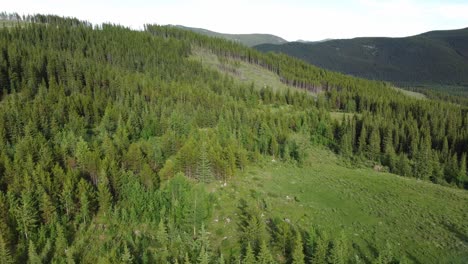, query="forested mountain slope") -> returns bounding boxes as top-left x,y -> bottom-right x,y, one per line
175,25 -> 287,47
255,28 -> 468,90
0,14 -> 467,263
